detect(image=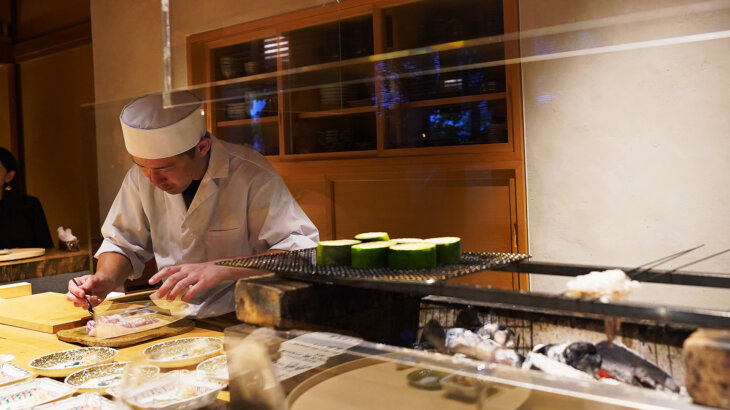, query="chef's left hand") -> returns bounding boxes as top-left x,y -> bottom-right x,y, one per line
149,261 -> 255,301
